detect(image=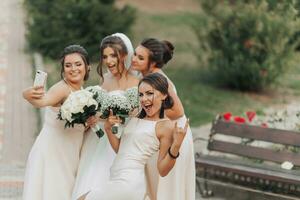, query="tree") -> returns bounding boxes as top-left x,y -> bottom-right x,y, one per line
193,0 -> 300,91
24,0 -> 136,61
